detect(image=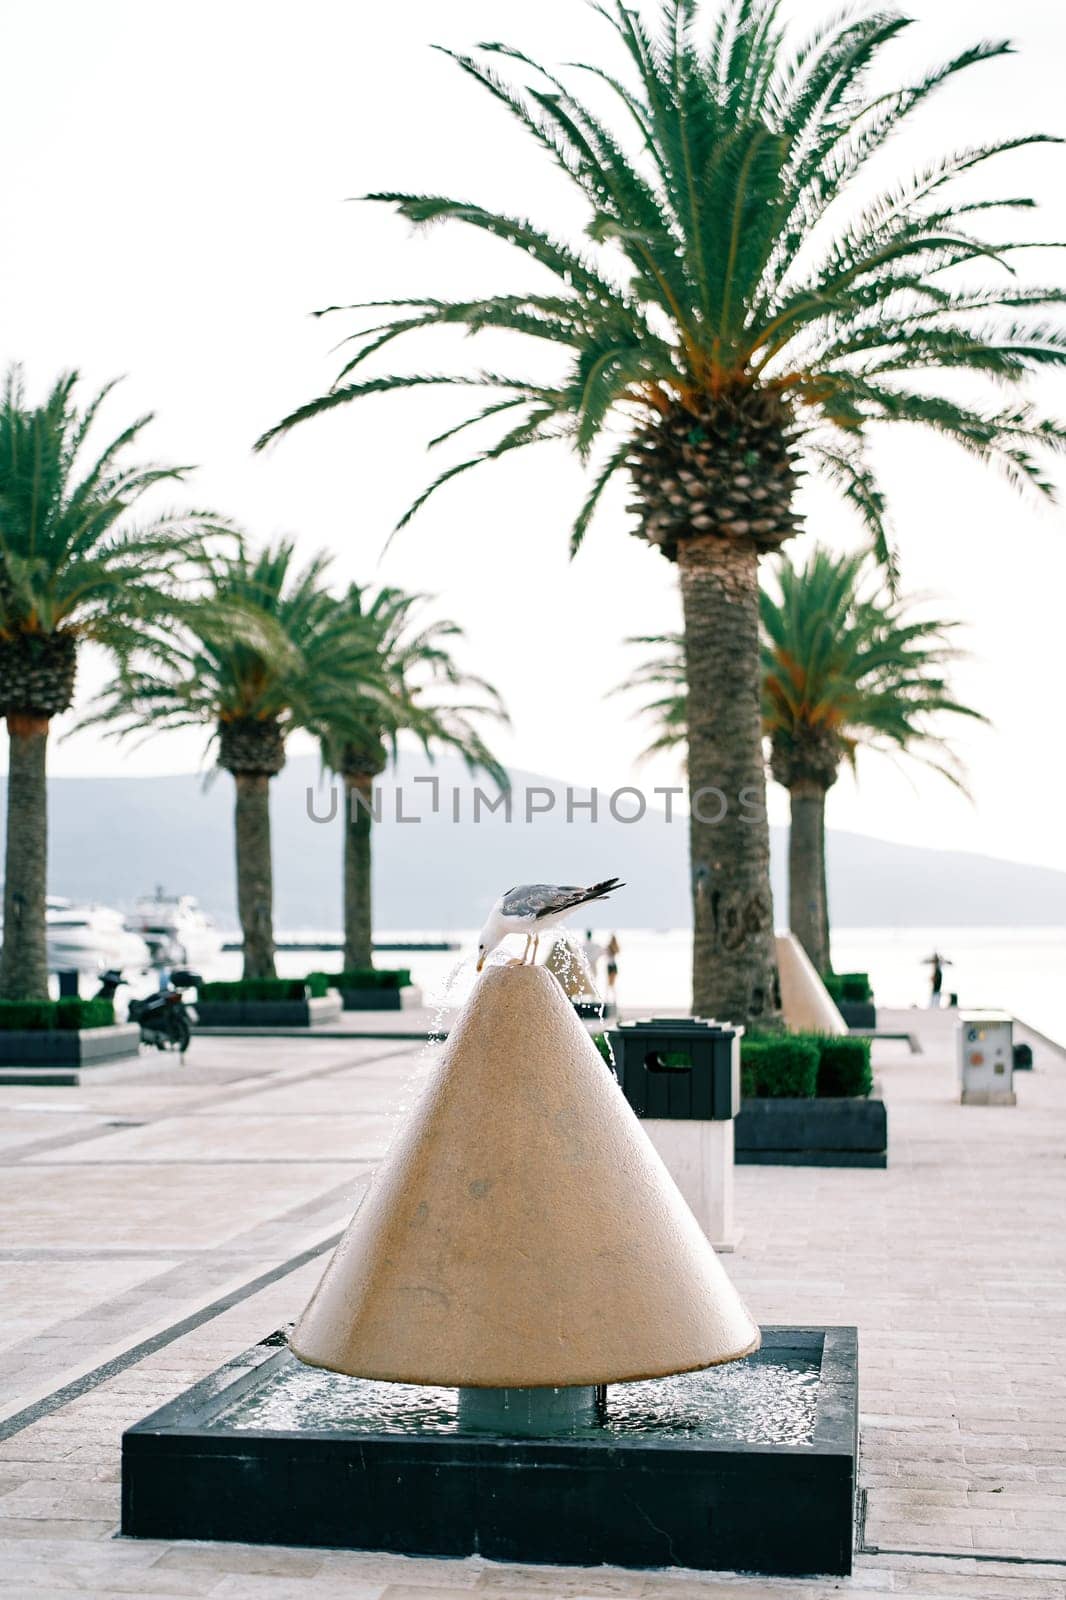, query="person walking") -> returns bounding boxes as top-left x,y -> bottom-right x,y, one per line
605,932 -> 620,1000
924,951 -> 952,1008
580,928 -> 603,989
